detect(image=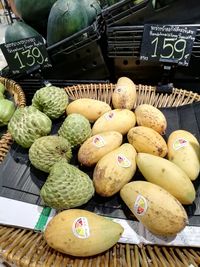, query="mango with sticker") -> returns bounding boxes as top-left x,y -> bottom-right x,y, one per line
112,77 -> 137,110
93,143 -> 137,197
78,131 -> 123,167
92,109 -> 136,135
167,130 -> 200,181
120,181 -> 188,236
44,209 -> 123,257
